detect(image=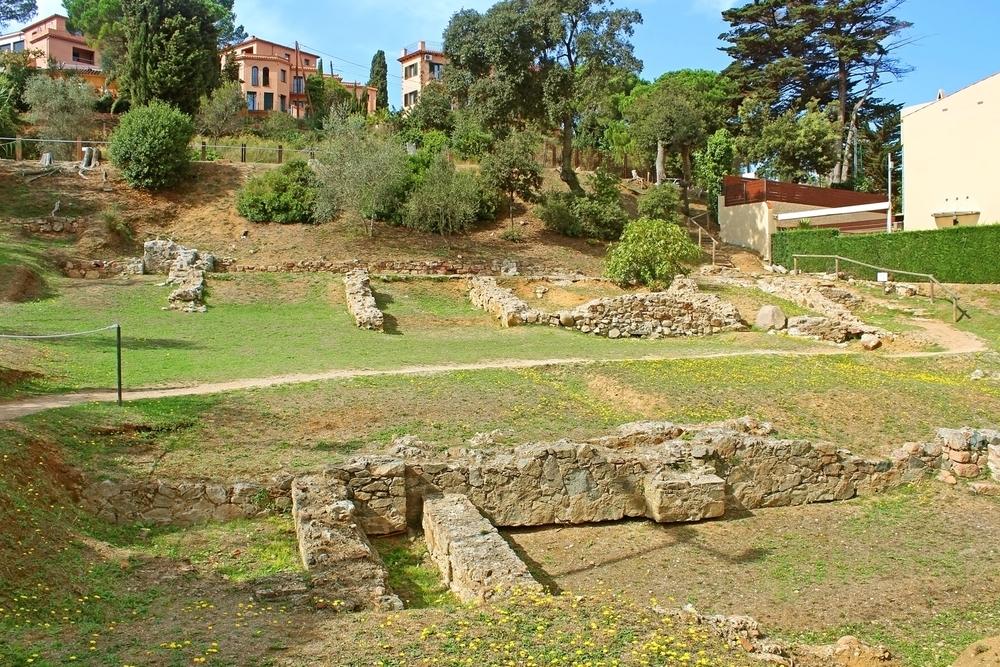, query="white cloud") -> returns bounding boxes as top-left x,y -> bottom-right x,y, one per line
692,0 -> 739,13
